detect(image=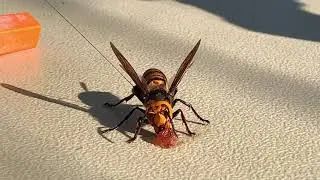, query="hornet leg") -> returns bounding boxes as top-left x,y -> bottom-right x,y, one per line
170,118 -> 178,137
173,109 -> 195,136
98,107 -> 145,134
173,99 -> 210,124
104,93 -> 134,107
165,111 -> 178,137
127,116 -> 146,143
